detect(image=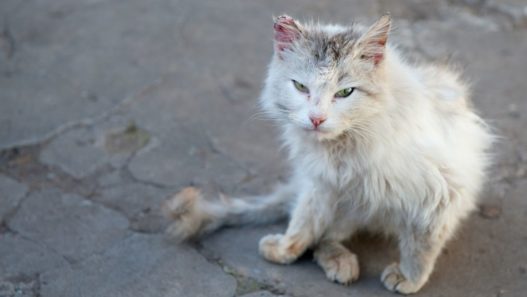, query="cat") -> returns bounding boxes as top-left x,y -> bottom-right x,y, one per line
163,14 -> 493,294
